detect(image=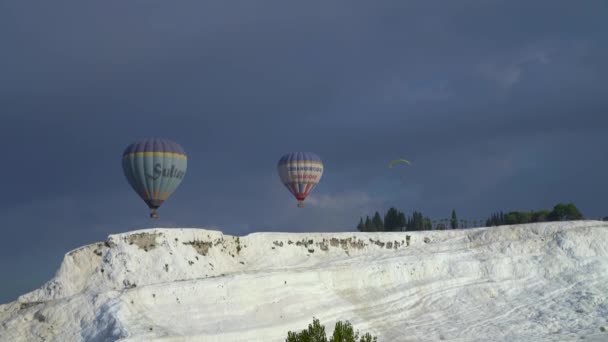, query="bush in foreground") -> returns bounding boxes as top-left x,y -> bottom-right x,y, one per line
286,317 -> 377,342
